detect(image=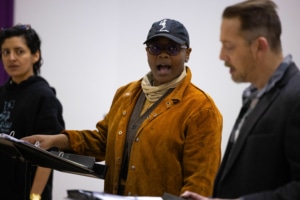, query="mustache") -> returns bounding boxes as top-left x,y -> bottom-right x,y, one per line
224,62 -> 233,68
